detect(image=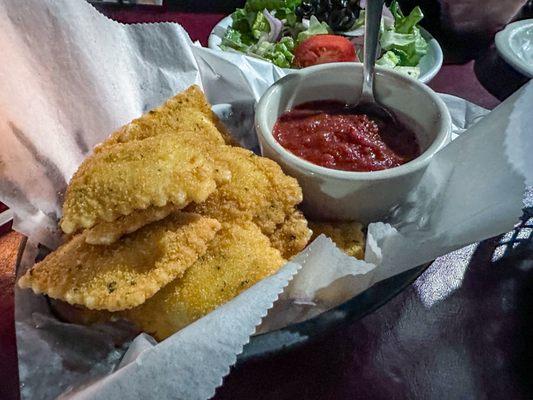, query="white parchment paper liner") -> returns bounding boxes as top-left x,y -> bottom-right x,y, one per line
0,1 -> 532,399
